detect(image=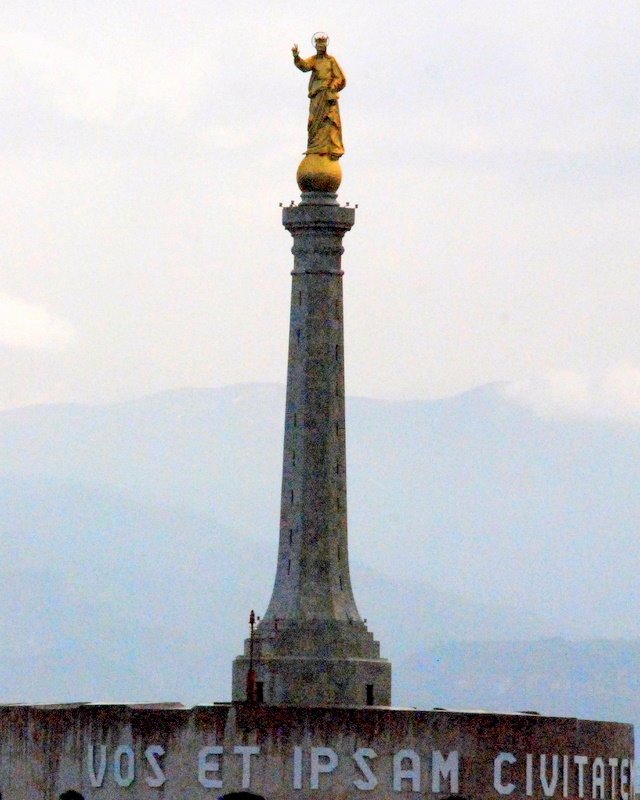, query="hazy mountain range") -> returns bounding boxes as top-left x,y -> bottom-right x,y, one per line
0,382 -> 638,739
